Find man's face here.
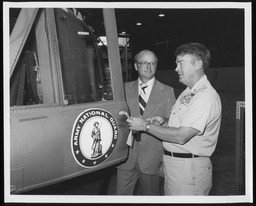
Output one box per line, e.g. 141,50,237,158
175,54,198,87
134,52,157,82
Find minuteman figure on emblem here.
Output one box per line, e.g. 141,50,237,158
91,121,103,158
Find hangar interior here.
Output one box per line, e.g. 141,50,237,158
10,7,247,196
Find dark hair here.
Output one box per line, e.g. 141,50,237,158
175,43,211,69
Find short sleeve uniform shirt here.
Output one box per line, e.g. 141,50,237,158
163,75,222,156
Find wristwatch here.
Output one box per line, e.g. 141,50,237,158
145,122,151,132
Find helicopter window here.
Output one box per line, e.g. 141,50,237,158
10,26,43,106
10,9,56,106
54,8,113,105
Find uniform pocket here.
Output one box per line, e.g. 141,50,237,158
176,104,188,114
191,158,212,195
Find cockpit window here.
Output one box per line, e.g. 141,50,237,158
10,8,113,107
10,9,56,106
54,8,113,104
10,15,44,106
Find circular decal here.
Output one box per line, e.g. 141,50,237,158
71,108,118,168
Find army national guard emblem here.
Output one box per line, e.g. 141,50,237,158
71,108,118,168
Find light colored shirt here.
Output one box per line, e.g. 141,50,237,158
164,75,222,156
138,77,155,102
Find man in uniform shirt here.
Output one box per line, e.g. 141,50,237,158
127,43,222,195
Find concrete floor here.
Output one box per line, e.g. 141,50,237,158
24,90,245,196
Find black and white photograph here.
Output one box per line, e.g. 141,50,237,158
4,1,253,204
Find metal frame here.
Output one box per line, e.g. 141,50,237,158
235,101,245,195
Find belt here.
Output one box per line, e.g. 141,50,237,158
133,133,141,142
164,150,199,158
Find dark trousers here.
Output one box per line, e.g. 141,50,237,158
116,164,160,195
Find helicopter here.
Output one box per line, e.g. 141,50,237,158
8,7,130,194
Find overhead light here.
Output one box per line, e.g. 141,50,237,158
136,22,142,26
158,13,165,17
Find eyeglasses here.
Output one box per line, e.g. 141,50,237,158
137,61,157,67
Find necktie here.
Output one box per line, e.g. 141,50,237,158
126,83,148,147
139,83,148,117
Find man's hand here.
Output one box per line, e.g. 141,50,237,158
126,117,148,131
146,116,166,125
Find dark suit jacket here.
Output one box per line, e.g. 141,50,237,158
118,79,176,175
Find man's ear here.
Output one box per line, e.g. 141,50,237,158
195,60,203,71
134,63,138,71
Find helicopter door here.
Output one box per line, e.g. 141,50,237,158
9,8,129,193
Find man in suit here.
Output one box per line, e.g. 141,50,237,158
116,50,176,195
